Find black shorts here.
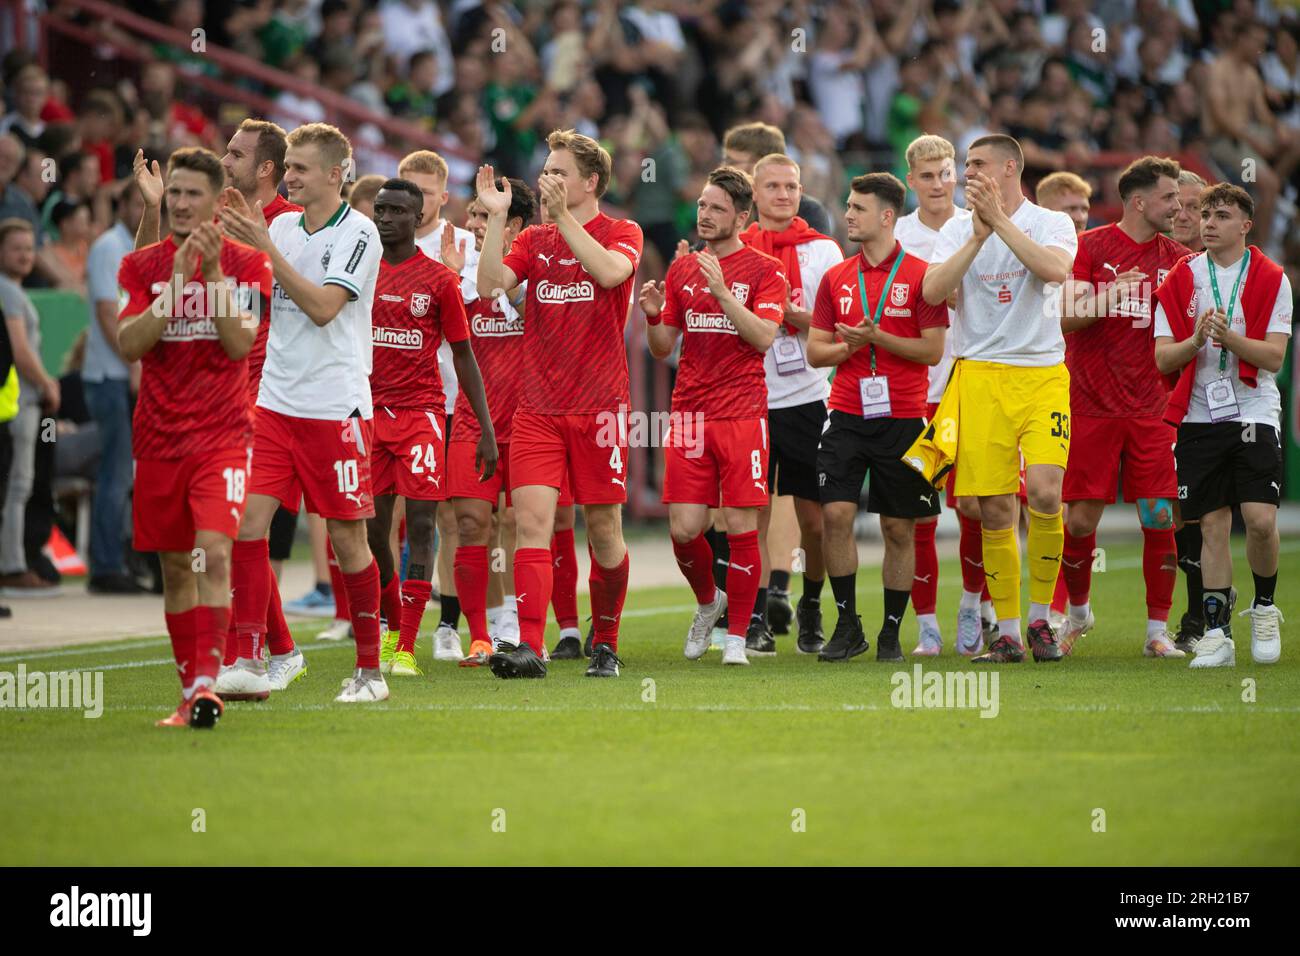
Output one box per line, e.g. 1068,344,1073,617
767,399,827,500
267,505,298,561
1175,421,1282,520
817,411,941,518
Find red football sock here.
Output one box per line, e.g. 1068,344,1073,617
193,604,228,684
1051,566,1068,615
223,611,238,666
513,547,553,654
266,570,294,655
398,578,431,653
1143,526,1177,622
725,531,761,638
550,528,579,630
164,608,199,694
380,571,402,635
589,545,629,651
343,559,381,669
1062,528,1095,605
672,532,718,604
958,513,986,593
327,538,350,621
454,545,490,646
911,520,939,614
232,538,271,661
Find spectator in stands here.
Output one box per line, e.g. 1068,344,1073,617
386,50,440,128
380,0,455,98
76,91,121,187
41,151,101,238
808,1,875,149
273,55,328,130
45,200,91,298
1036,170,1093,234
82,183,144,594
0,64,49,149
139,61,219,151
0,133,41,242
0,218,59,597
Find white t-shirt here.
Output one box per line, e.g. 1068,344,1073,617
259,203,383,420
416,219,480,413
764,236,842,409
895,207,971,403
930,199,1077,367
1152,254,1293,431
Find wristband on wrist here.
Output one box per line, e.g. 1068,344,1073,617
645,310,662,326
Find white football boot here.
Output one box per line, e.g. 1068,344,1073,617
955,606,985,657
685,589,726,660
912,618,942,656
432,623,465,661
267,649,308,689
317,618,353,642
721,634,750,665
335,669,389,702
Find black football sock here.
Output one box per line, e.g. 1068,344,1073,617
439,595,461,629
802,575,824,604
769,569,790,593
830,573,856,622
751,587,768,624
705,528,730,592
1175,524,1204,622
1253,572,1277,607
882,587,911,635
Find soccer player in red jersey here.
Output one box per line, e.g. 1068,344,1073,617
450,177,534,665
475,129,644,679
219,122,389,703
1058,156,1191,657
640,167,786,665
807,173,948,662
366,178,496,677
116,147,272,728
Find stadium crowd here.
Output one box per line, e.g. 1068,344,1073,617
0,1,1295,704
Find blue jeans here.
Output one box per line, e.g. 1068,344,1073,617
83,378,133,577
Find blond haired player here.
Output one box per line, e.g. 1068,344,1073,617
922,134,1078,664
1036,171,1093,234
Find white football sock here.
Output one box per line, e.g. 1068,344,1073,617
1068,601,1091,623
960,590,981,611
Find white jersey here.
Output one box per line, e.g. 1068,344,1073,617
895,207,971,403
259,203,382,420
416,219,480,414
1153,255,1293,431
764,236,842,409
930,199,1077,368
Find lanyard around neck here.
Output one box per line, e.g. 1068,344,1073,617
1208,250,1249,374
856,248,904,375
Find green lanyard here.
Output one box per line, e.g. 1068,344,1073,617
1208,250,1249,374
856,248,905,375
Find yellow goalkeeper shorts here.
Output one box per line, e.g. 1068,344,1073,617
952,360,1071,497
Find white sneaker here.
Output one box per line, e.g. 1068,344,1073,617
955,607,985,657
912,619,942,656
1241,603,1283,664
267,649,307,689
1058,610,1095,655
685,589,726,660
710,625,726,649
433,623,464,661
1189,628,1235,668
317,618,353,642
334,669,389,703
721,635,749,665
1143,632,1186,658
213,658,272,700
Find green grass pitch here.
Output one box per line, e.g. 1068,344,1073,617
3,536,1298,866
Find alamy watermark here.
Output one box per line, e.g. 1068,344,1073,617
890,664,999,719
0,664,103,718
595,403,705,459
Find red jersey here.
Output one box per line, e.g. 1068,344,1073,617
812,242,947,419
246,192,303,398
501,212,643,414
452,290,525,443
1068,222,1190,417
661,246,785,418
118,235,273,460
370,248,469,411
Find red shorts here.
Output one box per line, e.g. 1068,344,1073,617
663,416,769,509
134,446,251,552
251,407,375,519
372,406,448,501
449,439,509,506
1063,413,1176,503
510,407,627,506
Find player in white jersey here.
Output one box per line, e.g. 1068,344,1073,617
921,134,1078,664
398,149,480,649
220,122,389,703
737,152,842,657
892,134,993,659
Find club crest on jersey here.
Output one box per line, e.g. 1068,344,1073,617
1157,268,1169,286
730,282,750,304
321,247,331,270
890,283,908,306
410,292,431,317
